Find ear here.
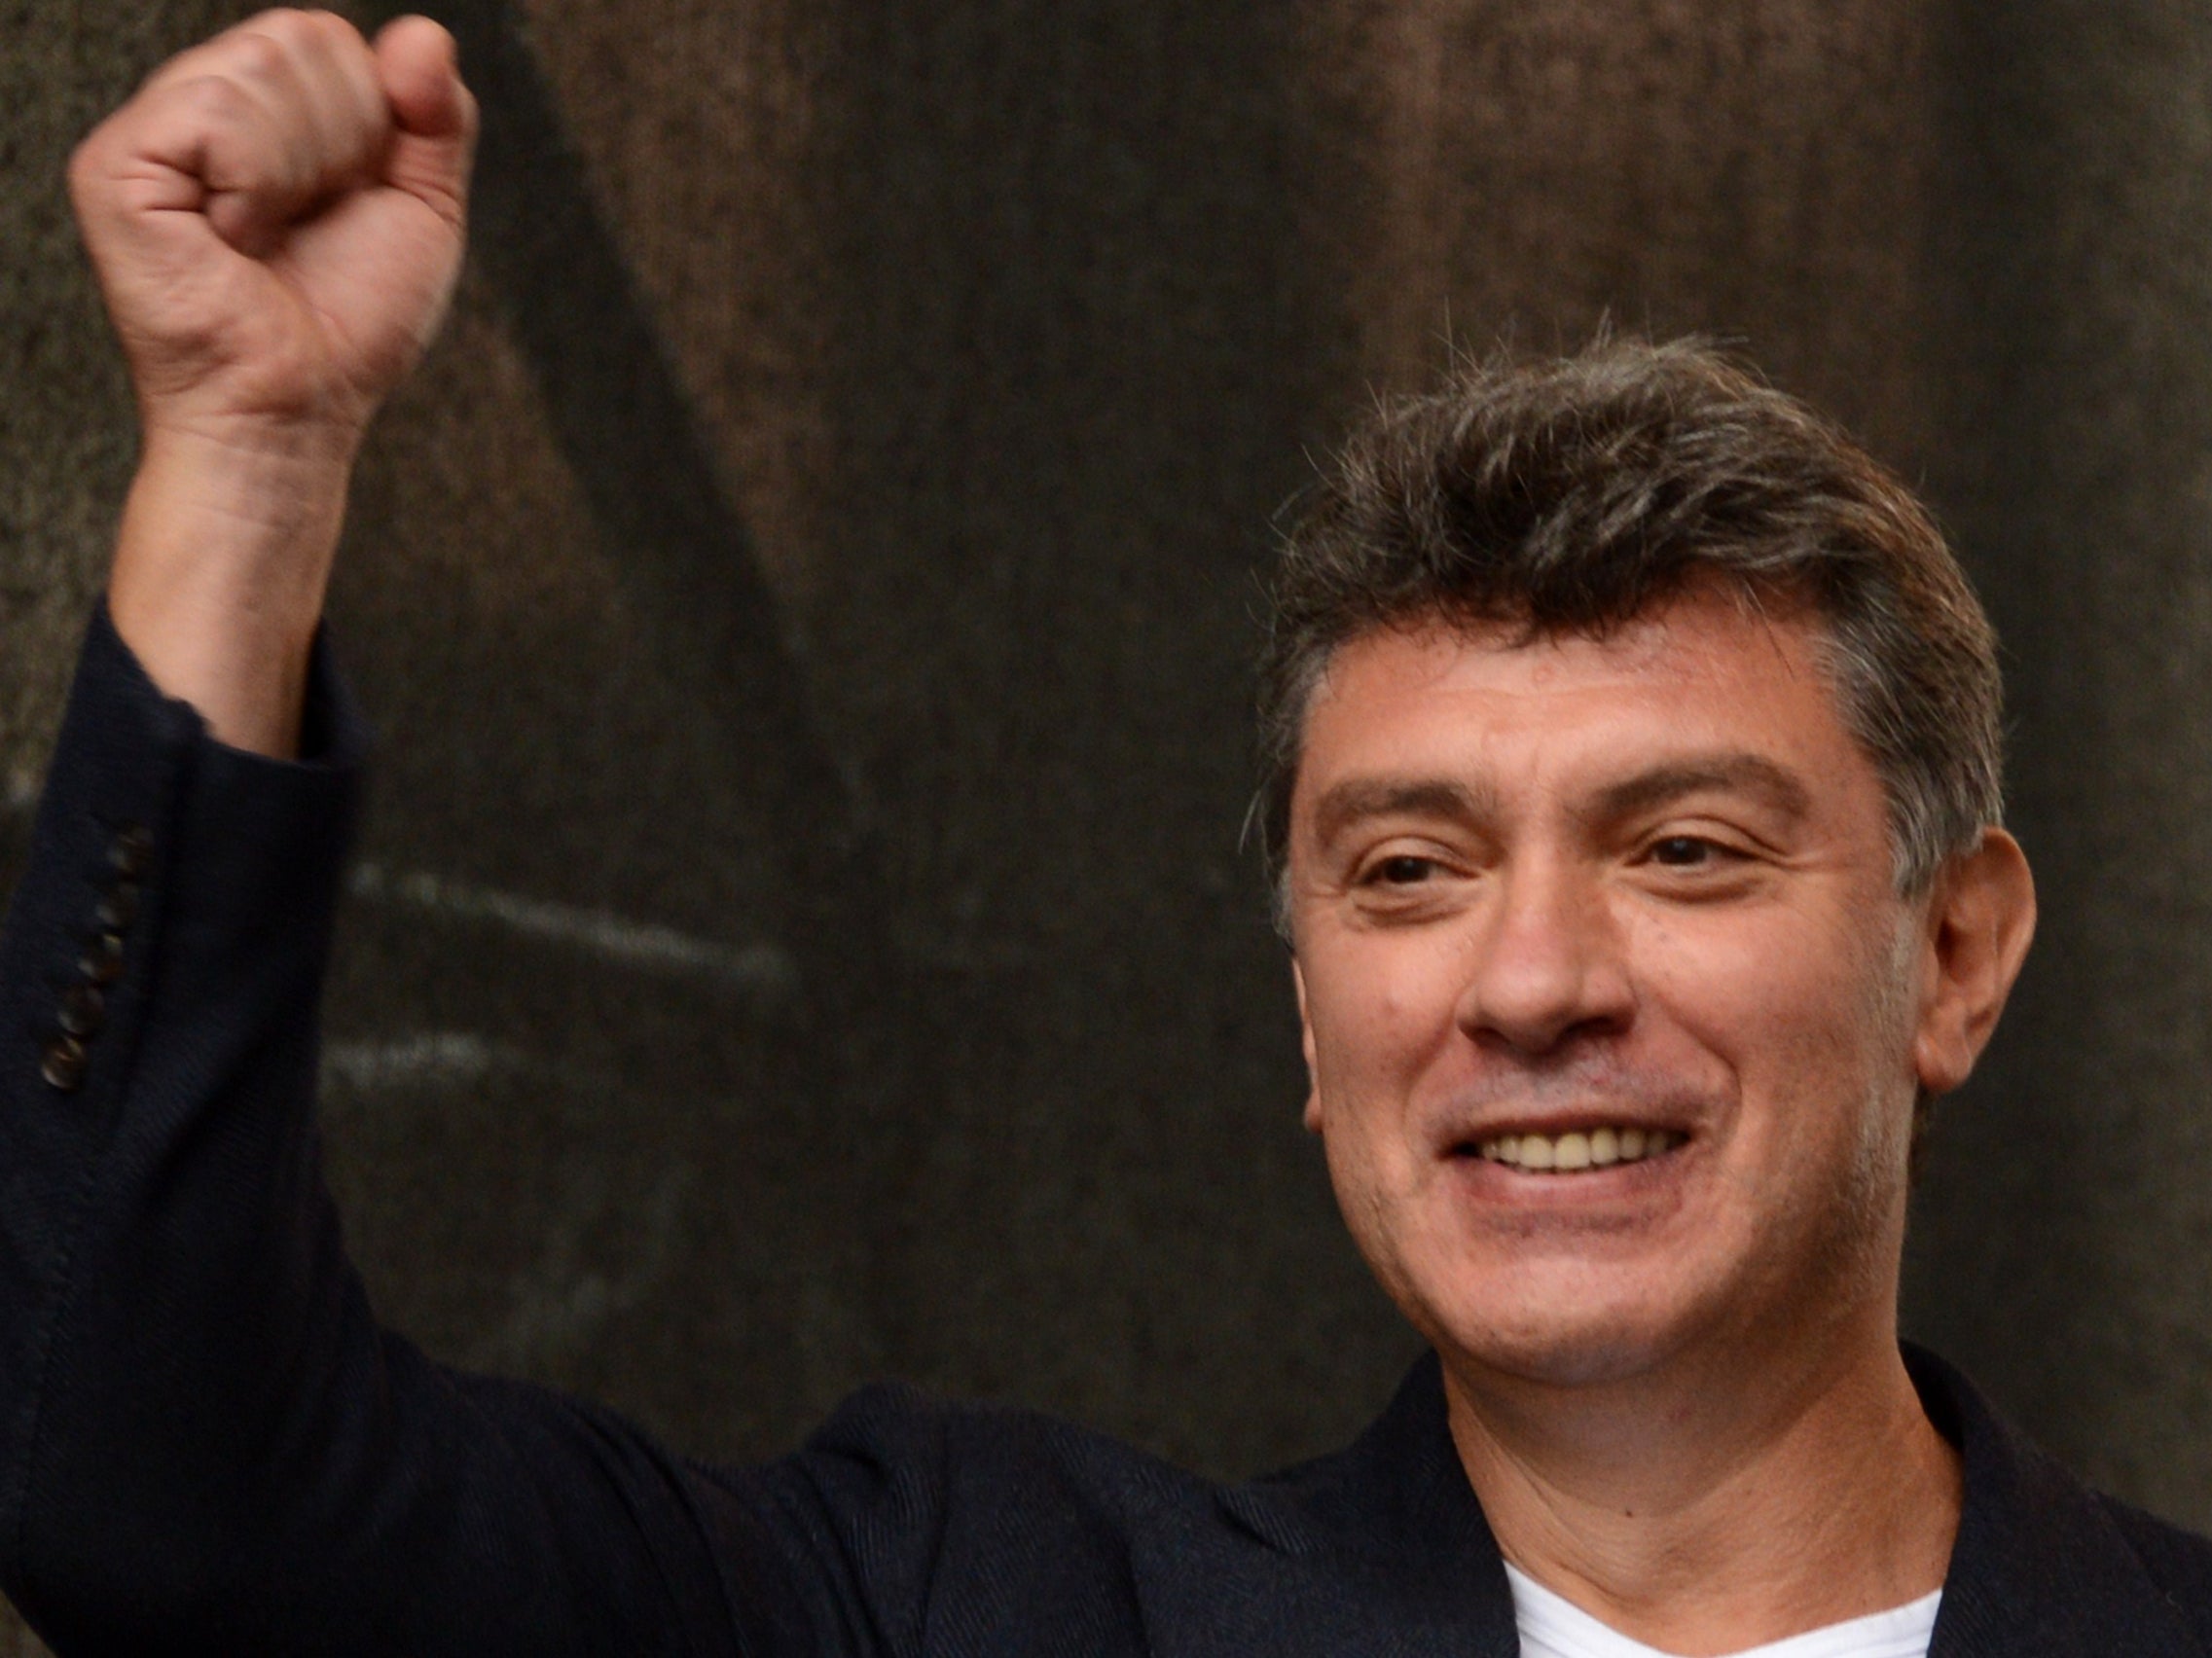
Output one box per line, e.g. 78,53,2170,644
1292,958,1324,1134
1913,828,2038,1097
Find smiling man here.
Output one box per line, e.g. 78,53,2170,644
1253,363,2044,1653
3,12,2211,1658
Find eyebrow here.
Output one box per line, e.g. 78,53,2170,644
1308,776,1499,851
1305,753,1814,851
1584,753,1814,827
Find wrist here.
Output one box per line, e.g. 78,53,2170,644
134,412,364,501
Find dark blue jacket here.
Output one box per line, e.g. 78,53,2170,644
2,611,2209,1656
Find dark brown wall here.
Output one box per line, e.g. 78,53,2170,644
1901,0,2212,1525
3,0,2210,1647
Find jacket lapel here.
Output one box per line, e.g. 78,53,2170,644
1224,1352,1521,1658
1909,1345,2199,1658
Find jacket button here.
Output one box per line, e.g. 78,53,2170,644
96,882,140,933
79,933,127,986
59,984,105,1039
41,1036,88,1093
108,825,154,880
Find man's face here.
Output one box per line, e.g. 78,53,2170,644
1286,587,1932,1389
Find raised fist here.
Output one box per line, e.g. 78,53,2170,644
70,9,476,451
71,11,476,756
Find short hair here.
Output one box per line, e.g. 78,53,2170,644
1254,338,2004,924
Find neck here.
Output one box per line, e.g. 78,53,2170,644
1443,1306,1960,1656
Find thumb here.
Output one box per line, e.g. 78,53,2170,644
374,15,477,226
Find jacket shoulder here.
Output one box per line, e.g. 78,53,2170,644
784,1378,1212,1521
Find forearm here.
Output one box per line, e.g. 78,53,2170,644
108,425,356,759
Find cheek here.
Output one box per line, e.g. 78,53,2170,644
1303,930,1469,1101
1631,905,1798,1044
1634,901,1913,1149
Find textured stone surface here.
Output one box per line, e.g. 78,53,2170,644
3,0,2209,1646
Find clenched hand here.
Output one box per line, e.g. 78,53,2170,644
71,10,476,756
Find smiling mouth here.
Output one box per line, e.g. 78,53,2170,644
1469,1127,1686,1173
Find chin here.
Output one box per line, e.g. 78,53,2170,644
1404,1264,1709,1391
1450,1319,1684,1389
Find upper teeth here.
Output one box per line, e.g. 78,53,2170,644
1476,1127,1682,1171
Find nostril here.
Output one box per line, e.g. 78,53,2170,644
1465,1008,1632,1062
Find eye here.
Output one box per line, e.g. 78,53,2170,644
1649,836,1715,868
1637,832,1762,887
1370,854,1438,885
1343,844,1472,920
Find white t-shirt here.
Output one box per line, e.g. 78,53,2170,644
1506,1563,1940,1658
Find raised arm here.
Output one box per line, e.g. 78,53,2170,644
0,18,772,1654
1,17,1056,1651
71,7,473,754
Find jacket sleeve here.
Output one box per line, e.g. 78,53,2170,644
0,609,760,1656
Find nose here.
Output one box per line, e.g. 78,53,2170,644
1454,855,1634,1056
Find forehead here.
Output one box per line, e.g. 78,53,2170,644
1290,590,1878,823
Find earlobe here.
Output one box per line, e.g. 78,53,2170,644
1912,829,2038,1097
1293,959,1324,1134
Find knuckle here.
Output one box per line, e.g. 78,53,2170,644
226,30,288,82
306,9,360,43
252,7,357,57
242,6,313,35
179,73,257,128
